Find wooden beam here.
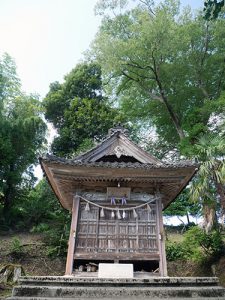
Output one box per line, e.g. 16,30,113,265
157,198,168,276
65,195,80,275
74,252,160,260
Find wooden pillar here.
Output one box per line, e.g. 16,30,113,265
65,195,80,275
156,198,168,277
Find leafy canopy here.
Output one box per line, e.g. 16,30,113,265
91,0,225,229
189,134,225,231
43,62,126,156
91,0,225,153
0,53,47,217
204,0,225,20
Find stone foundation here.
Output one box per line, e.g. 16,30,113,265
8,276,225,299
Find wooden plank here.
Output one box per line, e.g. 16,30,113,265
65,195,80,275
74,252,160,260
156,198,168,276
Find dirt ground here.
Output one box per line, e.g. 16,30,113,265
0,232,65,299
0,232,66,276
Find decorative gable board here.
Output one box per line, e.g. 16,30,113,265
75,132,162,165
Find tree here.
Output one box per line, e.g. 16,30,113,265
91,0,225,150
189,134,225,232
204,0,225,20
0,54,47,217
91,0,225,230
164,189,200,226
43,62,126,156
17,178,59,227
15,178,71,256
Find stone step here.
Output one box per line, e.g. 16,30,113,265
17,276,220,287
11,285,225,298
8,276,225,299
8,297,225,300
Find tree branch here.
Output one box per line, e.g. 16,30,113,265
121,70,163,102
197,24,211,99
125,59,155,73
138,0,156,16
151,51,185,140
216,62,225,98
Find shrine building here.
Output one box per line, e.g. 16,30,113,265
40,125,198,277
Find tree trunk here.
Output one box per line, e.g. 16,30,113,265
160,93,185,140
3,183,13,218
216,182,225,226
186,212,190,225
153,63,186,140
203,204,217,233
3,164,15,218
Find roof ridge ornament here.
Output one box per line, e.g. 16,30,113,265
108,123,129,136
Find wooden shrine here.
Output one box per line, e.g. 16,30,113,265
40,125,198,277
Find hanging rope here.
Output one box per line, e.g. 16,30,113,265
77,195,160,212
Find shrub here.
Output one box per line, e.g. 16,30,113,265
166,242,186,261
9,238,24,258
30,223,50,233
166,226,225,263
183,226,224,259
41,215,70,258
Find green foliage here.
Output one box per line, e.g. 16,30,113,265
0,177,69,258
41,214,70,258
92,0,225,149
18,179,60,228
44,220,70,258
184,226,224,258
31,223,50,233
24,179,71,257
204,0,225,20
164,189,200,224
43,62,126,156
9,238,23,258
188,134,225,231
166,241,186,261
166,226,224,262
0,53,47,218
92,0,225,230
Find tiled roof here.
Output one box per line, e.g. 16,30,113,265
42,154,198,169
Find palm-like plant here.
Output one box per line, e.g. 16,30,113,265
190,135,225,232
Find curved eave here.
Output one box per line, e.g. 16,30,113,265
40,157,198,211
39,158,69,210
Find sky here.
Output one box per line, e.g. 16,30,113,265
0,0,102,98
1,0,203,99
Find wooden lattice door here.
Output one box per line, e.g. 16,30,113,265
75,202,159,260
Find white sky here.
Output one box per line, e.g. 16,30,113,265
0,0,101,98
0,0,203,98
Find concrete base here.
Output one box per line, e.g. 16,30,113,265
98,263,133,278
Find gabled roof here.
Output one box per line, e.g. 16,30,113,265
74,125,162,165
40,126,198,211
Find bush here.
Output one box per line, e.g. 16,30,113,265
30,223,50,233
166,242,186,261
183,226,224,259
44,225,69,258
166,226,225,263
9,238,24,258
